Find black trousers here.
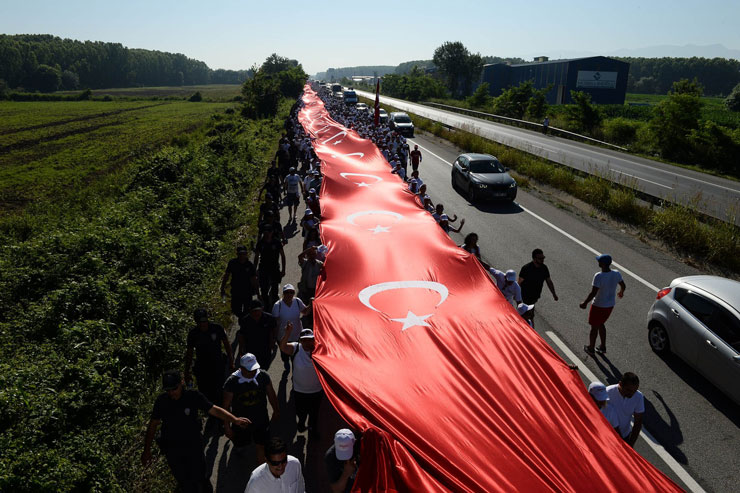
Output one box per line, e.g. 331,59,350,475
258,269,281,308
230,290,253,318
164,444,212,493
194,366,225,407
294,390,323,430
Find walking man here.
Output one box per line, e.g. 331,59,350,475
580,254,626,355
284,167,303,221
142,370,250,493
280,327,324,438
220,246,259,319
410,144,422,173
237,300,278,370
222,353,280,465
184,308,233,407
606,373,644,447
254,226,286,308
246,437,305,493
518,248,558,305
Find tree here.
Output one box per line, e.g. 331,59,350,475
649,80,702,161
432,41,483,98
261,53,298,74
29,64,61,92
726,83,740,111
565,91,602,132
467,82,491,108
60,70,79,90
492,81,535,119
526,86,551,119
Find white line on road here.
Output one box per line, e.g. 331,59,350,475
614,170,673,190
546,331,706,493
414,140,661,293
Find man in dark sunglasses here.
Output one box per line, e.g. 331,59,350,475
246,437,305,492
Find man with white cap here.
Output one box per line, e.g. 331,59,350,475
488,268,522,307
588,381,619,432
272,284,311,372
222,353,280,464
279,326,324,438
517,303,535,327
580,254,626,356
283,167,302,221
325,429,358,493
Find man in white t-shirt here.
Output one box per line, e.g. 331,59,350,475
588,381,619,433
279,328,323,438
246,437,305,493
580,254,626,355
272,284,311,372
283,167,303,221
606,372,644,447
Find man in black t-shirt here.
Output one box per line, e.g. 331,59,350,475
237,300,278,370
184,308,234,406
254,227,286,308
142,370,249,493
518,248,559,305
220,246,260,318
223,353,280,465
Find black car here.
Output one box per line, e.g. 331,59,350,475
451,153,517,203
389,112,414,137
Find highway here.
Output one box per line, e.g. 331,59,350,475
355,90,740,226
405,130,739,492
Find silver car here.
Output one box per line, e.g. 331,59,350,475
647,275,740,404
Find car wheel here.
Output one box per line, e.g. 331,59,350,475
648,322,670,354
468,185,477,204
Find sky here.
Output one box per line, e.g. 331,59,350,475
2,0,739,75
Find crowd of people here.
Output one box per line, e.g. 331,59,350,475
140,87,642,492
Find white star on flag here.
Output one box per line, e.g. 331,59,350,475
391,311,432,331
368,225,391,234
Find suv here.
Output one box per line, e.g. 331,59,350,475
389,112,414,137
647,275,740,404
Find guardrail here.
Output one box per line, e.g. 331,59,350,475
421,102,628,152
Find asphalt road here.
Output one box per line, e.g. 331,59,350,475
355,90,740,226
203,130,738,492
406,130,740,492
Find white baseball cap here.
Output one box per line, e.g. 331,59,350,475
588,382,609,402
516,303,534,315
334,429,355,460
240,353,260,371
283,283,296,293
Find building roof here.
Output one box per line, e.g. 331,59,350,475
483,56,629,69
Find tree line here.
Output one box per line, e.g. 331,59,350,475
617,57,739,96
0,34,251,92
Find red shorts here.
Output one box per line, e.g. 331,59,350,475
588,305,614,326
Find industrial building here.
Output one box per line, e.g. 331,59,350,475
481,56,630,105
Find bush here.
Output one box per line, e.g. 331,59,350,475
726,83,740,111
603,118,641,146
188,91,203,102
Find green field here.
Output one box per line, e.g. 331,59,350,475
56,84,243,101
0,100,233,208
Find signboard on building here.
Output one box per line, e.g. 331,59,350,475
576,71,618,89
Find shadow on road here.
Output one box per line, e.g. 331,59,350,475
653,352,740,428
474,200,524,215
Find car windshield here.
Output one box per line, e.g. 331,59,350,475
469,159,505,173
394,115,411,123
344,91,356,97
379,109,387,115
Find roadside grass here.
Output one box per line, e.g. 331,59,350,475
0,100,234,209
55,84,244,102
0,98,291,491
361,95,740,273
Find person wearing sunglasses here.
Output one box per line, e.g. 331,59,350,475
246,437,305,492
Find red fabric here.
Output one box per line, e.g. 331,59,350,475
589,305,615,326
298,87,682,492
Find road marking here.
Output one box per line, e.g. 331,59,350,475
383,92,740,196
614,170,673,190
546,331,706,493
415,140,661,293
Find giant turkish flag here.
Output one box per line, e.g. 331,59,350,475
298,86,681,492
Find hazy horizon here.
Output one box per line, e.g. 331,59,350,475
3,0,739,75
